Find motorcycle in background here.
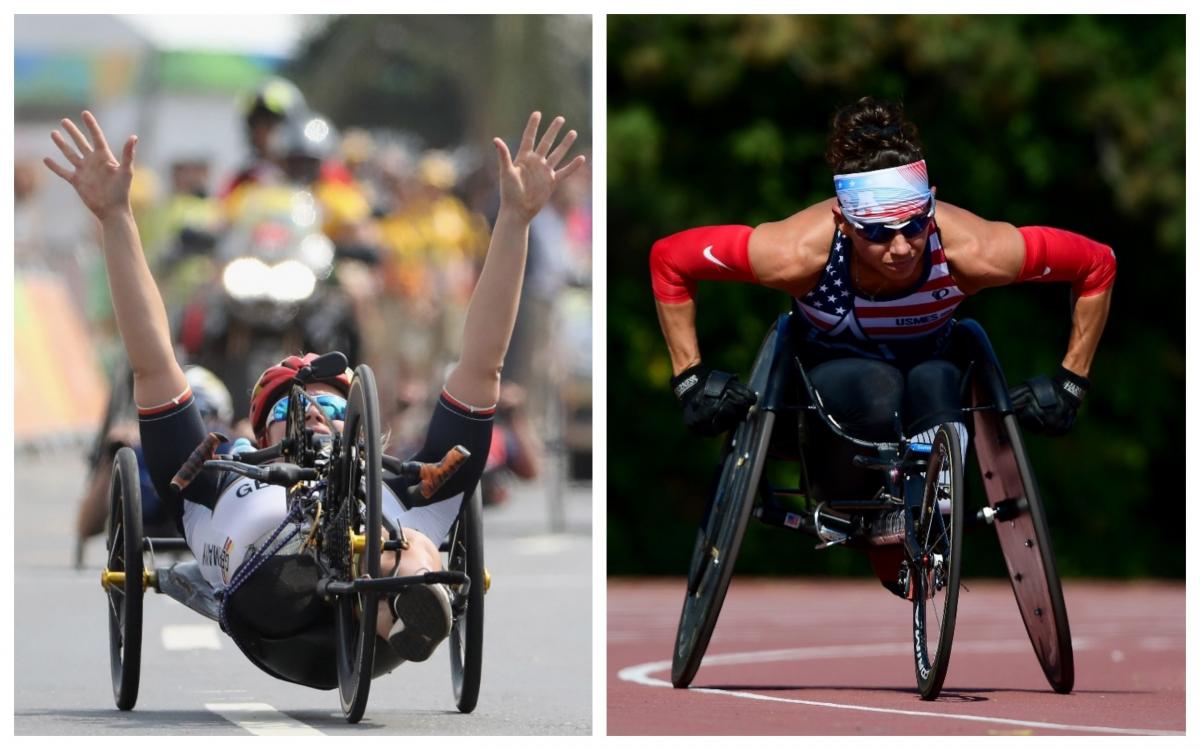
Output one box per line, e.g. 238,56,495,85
177,185,362,419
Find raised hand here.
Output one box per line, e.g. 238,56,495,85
43,111,138,222
493,111,586,222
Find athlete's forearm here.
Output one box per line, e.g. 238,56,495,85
444,205,529,407
655,299,702,377
1061,288,1112,378
99,209,187,405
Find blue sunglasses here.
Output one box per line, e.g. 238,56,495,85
268,392,348,425
848,198,936,243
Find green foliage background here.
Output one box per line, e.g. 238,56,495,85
608,15,1184,579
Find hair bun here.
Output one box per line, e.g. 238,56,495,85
826,97,924,174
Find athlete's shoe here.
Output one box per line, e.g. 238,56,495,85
388,582,453,662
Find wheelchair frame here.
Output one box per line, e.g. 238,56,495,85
670,312,1074,696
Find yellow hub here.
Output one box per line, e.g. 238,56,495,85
101,568,155,591
483,567,491,593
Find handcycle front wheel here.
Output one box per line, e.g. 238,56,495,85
671,406,776,689
105,446,144,711
334,364,383,723
448,487,485,713
911,423,965,700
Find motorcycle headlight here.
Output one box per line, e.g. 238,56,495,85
298,233,335,277
267,260,317,303
290,190,319,229
222,257,271,300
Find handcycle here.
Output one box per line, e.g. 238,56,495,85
671,312,1073,700
101,353,487,722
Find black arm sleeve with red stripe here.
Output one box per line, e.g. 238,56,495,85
139,396,223,526
384,392,494,503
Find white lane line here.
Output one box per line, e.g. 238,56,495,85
617,640,1183,736
514,534,573,555
204,702,324,735
162,624,222,651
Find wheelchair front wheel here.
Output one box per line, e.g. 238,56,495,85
334,365,383,723
911,423,965,700
105,446,144,711
448,487,485,713
671,406,775,688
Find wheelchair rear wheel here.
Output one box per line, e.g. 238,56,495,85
105,446,143,711
972,403,1073,694
912,424,964,700
671,406,776,688
448,487,485,713
334,365,383,723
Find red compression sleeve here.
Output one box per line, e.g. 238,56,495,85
1017,226,1116,298
649,225,758,303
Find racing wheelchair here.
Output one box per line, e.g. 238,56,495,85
672,313,1073,700
101,353,487,722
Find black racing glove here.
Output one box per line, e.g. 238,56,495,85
671,363,758,437
1009,366,1090,437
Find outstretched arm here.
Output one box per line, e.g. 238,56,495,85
44,112,187,409
443,111,585,409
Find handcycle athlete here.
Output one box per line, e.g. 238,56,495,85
650,97,1114,695
45,108,583,708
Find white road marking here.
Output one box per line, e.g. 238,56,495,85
514,534,572,555
617,639,1183,736
162,624,222,651
204,702,324,735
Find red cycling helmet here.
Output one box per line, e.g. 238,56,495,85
249,352,352,445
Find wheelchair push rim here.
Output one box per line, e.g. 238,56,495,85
671,407,775,689
972,402,1074,694
105,446,144,711
448,486,485,713
910,424,964,700
333,365,383,723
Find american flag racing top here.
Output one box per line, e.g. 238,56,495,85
794,225,965,361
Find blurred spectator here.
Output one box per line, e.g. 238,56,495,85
371,148,489,390
154,157,223,313
15,159,45,267
219,77,306,199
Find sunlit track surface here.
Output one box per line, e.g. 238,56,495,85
609,579,1184,735
16,452,592,735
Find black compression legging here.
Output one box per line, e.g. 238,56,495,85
805,358,963,501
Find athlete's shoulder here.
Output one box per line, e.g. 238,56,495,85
934,200,1024,293
749,197,837,294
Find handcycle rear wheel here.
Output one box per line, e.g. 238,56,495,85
671,406,775,688
911,424,964,700
972,401,1073,693
448,487,485,713
334,365,383,723
105,446,144,711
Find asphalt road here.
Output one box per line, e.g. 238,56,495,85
15,448,593,735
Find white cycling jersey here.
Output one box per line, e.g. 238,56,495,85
183,476,463,590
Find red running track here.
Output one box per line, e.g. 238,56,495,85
608,578,1184,735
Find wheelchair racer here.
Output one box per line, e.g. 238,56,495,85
46,109,584,661
650,97,1114,588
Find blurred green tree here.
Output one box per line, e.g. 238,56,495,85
608,15,1183,579
285,15,591,149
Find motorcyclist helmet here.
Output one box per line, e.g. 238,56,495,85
241,77,307,129
249,353,352,445
272,112,340,183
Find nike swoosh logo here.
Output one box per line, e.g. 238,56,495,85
703,245,732,271
1041,267,1052,277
